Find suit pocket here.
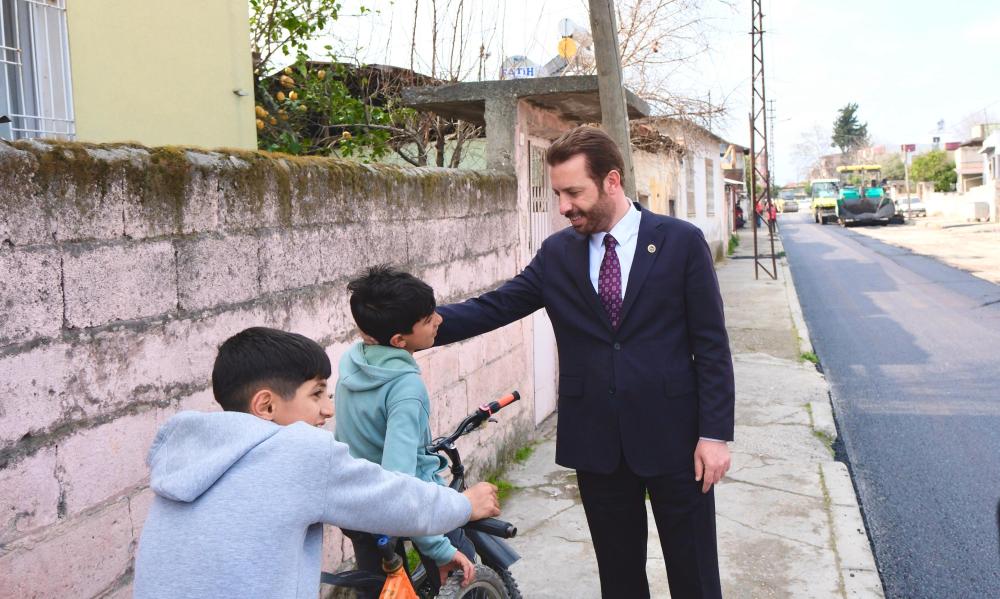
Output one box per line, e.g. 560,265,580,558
559,375,584,397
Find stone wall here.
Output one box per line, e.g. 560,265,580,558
0,140,531,597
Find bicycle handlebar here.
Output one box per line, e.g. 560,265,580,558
481,391,520,415
465,517,517,539
427,391,520,453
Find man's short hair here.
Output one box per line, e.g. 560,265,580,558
347,265,436,346
211,327,331,412
546,126,626,190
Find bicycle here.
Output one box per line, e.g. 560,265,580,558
321,391,524,599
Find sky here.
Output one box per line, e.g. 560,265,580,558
322,0,1000,184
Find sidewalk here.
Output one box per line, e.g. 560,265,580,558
502,228,884,598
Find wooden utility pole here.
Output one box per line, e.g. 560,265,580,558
588,0,637,199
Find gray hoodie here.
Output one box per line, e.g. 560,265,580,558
133,410,471,599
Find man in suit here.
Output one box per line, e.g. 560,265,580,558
434,126,735,598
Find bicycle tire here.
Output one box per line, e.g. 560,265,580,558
435,564,508,599
490,567,521,599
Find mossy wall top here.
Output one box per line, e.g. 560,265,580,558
0,140,517,248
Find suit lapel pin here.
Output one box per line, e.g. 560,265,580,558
647,244,656,254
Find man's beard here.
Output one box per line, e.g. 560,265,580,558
566,191,615,235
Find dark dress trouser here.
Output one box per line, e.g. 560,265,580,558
576,455,723,599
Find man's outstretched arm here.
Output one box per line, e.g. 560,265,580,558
435,245,547,346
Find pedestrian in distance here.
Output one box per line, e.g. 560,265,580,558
433,126,735,598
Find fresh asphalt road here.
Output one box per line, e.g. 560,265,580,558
778,212,1000,598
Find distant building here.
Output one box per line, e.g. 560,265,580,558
980,131,1000,218
954,124,1000,193
0,0,255,149
630,118,744,257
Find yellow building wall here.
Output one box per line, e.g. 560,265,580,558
66,0,255,149
633,149,681,217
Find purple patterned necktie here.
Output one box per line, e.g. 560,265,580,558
599,234,623,328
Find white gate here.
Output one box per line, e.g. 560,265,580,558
528,140,557,424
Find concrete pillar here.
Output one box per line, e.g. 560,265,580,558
485,96,518,172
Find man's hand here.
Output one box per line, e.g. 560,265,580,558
462,482,500,520
694,439,731,493
438,550,476,586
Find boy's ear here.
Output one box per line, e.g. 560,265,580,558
388,333,407,349
248,388,278,420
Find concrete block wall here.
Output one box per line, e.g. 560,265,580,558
0,140,531,597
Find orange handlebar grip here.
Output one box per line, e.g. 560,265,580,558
498,391,520,408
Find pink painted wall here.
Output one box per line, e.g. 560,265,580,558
0,141,532,597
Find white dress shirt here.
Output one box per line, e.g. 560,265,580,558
589,202,641,296
589,201,725,445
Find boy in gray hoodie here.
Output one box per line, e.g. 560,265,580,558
133,327,499,599
335,266,475,596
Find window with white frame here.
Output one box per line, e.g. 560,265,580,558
1,0,74,140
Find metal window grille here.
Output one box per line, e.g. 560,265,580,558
528,141,552,254
1,0,74,141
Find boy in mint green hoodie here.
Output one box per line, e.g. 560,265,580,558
335,265,475,596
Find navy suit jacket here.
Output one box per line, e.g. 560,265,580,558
436,204,735,476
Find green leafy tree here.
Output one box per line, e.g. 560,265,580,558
249,1,392,158
249,0,343,75
910,150,957,192
249,1,480,165
253,60,398,159
831,103,870,155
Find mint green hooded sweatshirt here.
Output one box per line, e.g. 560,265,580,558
334,342,455,565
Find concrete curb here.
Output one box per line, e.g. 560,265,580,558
809,398,838,444
777,241,814,357
821,462,885,597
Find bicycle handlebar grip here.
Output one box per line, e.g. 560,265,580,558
497,391,520,408
478,391,521,417
465,517,517,538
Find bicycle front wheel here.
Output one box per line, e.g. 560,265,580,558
435,565,508,599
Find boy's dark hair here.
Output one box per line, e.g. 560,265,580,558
546,125,626,190
211,327,332,412
347,265,436,346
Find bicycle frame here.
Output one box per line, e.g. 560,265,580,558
321,391,523,595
